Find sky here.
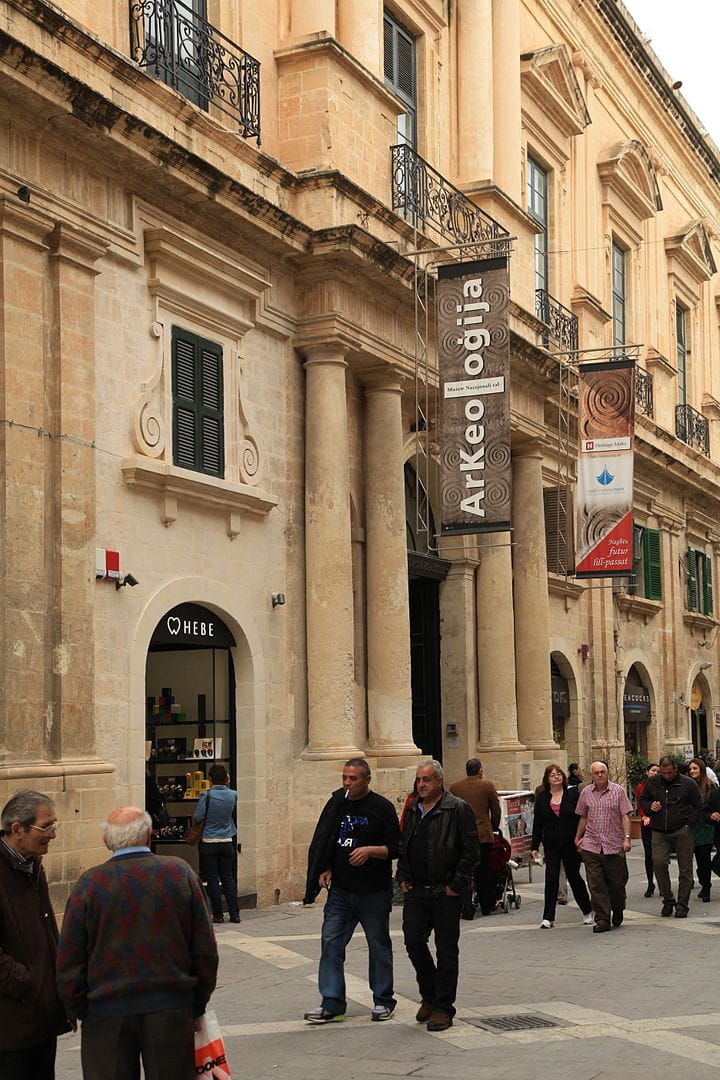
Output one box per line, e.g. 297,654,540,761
623,0,720,144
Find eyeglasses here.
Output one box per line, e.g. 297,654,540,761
29,821,60,834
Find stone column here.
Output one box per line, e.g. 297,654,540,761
291,0,336,38
456,0,494,184
512,449,556,752
476,533,523,752
337,0,381,77
47,223,108,761
491,0,521,202
303,348,360,759
364,379,418,759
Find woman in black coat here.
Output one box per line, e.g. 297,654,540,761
531,764,593,929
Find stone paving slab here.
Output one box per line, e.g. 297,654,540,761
56,852,720,1078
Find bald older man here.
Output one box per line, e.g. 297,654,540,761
575,762,633,934
57,806,218,1080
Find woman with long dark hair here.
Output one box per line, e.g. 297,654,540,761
688,757,716,902
531,764,593,929
635,763,659,897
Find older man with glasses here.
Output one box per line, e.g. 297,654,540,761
0,788,71,1080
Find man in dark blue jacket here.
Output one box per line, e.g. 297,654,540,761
303,758,400,1024
397,760,479,1032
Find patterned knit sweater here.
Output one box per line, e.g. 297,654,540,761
57,851,218,1019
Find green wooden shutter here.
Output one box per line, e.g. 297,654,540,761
687,546,698,611
543,487,572,576
172,327,224,478
643,528,662,600
703,553,713,616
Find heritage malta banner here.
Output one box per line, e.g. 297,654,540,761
574,360,635,577
437,257,511,534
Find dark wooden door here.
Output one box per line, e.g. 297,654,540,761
409,578,442,761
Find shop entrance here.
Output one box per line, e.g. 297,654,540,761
623,665,650,757
145,603,236,881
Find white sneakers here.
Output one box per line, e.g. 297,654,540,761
540,919,553,929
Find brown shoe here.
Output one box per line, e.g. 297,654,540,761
415,1001,433,1023
427,1011,453,1032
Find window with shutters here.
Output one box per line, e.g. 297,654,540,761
611,240,626,350
628,525,662,600
543,487,573,576
383,10,417,150
172,326,224,478
686,546,713,615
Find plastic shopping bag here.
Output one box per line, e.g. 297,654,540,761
194,1009,232,1079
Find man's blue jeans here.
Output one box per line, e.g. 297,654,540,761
318,885,395,1014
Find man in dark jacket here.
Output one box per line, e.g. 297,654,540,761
638,754,702,918
303,758,401,1024
0,789,70,1080
397,760,479,1033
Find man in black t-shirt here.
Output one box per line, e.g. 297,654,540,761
304,758,401,1025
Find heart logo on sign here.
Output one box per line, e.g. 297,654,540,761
167,617,181,636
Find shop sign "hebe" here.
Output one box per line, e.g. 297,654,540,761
150,604,236,648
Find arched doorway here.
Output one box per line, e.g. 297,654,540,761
623,665,650,756
405,462,448,761
145,603,237,892
550,657,569,748
690,677,709,755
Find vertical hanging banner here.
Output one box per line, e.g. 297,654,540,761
575,360,635,577
437,257,511,534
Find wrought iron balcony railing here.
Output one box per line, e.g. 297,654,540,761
675,402,710,456
130,0,261,141
391,144,510,252
535,289,578,353
635,366,653,417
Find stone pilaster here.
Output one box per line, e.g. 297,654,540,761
0,199,54,763
492,0,521,203
337,0,381,77
47,223,108,760
512,449,556,753
302,348,360,759
457,0,494,184
364,380,418,760
291,0,335,38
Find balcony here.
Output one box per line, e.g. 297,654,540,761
675,402,709,456
635,366,653,418
391,145,509,252
129,0,261,141
535,289,578,353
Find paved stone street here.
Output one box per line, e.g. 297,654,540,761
56,851,720,1079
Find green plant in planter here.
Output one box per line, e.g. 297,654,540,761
625,752,651,792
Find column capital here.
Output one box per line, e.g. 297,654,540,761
302,344,349,369
47,222,109,273
0,196,54,250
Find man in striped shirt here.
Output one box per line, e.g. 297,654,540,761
575,761,633,934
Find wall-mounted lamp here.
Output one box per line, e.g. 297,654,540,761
16,185,30,204
271,592,286,608
116,573,139,590
578,643,590,662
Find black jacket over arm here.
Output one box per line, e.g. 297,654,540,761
531,787,579,851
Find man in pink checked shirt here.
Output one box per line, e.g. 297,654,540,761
575,761,633,934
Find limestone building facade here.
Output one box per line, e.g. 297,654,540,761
1,0,719,906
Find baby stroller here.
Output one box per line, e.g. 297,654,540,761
490,830,521,912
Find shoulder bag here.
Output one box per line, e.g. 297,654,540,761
185,792,211,846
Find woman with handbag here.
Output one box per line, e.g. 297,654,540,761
531,764,594,929
193,765,241,924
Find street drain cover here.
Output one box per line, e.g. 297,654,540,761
467,1014,560,1032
